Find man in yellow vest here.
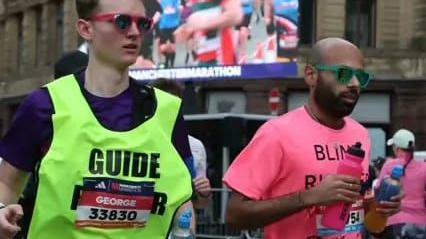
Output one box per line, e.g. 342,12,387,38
0,0,194,238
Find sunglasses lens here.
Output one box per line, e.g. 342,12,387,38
355,71,371,87
138,18,152,32
115,15,132,31
337,67,353,84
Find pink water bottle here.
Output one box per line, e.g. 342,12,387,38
321,142,365,231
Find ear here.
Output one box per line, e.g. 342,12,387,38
304,65,317,88
76,19,93,42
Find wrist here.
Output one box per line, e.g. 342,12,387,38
198,191,211,198
300,189,317,207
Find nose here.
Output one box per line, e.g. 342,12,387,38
127,20,141,37
347,74,361,89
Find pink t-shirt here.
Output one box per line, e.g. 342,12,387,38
223,107,371,239
379,157,426,226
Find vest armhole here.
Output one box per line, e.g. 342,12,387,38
42,87,56,115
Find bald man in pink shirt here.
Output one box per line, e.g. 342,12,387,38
223,38,403,239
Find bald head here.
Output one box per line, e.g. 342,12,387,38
308,38,364,68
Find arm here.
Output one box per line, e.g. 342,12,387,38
191,138,211,209
263,0,273,25
0,161,30,205
172,110,196,179
226,174,362,229
226,191,308,229
0,89,52,238
152,11,161,24
0,161,29,237
189,0,243,31
0,90,51,204
192,177,211,209
175,0,243,41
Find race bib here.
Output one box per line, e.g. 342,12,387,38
75,178,155,229
316,201,365,238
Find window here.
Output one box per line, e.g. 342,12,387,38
299,0,316,45
0,20,5,75
17,13,23,74
367,127,386,159
207,91,246,114
345,0,376,48
35,5,43,67
56,0,64,59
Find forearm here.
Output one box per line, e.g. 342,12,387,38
263,0,273,21
193,195,210,209
226,191,313,229
193,0,243,31
0,161,29,204
0,181,21,205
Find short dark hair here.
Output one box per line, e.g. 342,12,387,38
151,78,184,98
76,0,100,20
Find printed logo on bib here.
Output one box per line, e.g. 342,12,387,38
75,178,154,229
316,200,365,238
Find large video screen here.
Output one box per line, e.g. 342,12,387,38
130,0,300,81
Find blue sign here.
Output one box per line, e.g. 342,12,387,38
129,62,298,81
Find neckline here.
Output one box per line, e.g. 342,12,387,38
303,105,347,132
73,73,157,134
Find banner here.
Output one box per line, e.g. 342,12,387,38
130,62,297,81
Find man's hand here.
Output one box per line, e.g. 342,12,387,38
303,175,362,206
194,176,211,197
0,204,23,239
375,192,404,217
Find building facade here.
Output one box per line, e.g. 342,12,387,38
0,0,425,152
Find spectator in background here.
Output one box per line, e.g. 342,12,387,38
151,78,212,208
377,129,426,239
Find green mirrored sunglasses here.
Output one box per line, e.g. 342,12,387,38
314,65,373,88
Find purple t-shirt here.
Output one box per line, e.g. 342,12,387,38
0,73,194,176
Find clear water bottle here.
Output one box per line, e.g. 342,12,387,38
171,210,194,239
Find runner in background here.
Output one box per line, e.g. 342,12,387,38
264,0,298,61
235,0,256,63
376,129,426,239
158,0,182,68
174,0,243,66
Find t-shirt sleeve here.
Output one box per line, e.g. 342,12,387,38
223,122,284,200
172,108,196,179
0,89,53,172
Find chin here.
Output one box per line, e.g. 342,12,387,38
121,57,139,67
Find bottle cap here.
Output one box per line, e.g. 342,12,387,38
347,142,365,158
391,165,404,180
